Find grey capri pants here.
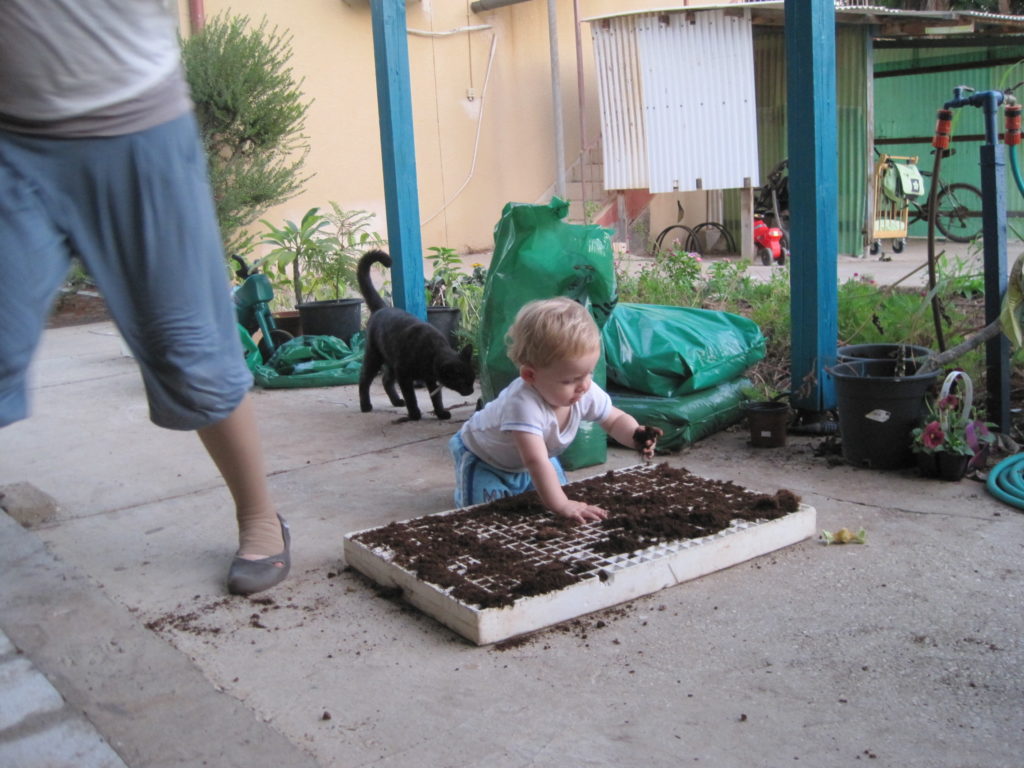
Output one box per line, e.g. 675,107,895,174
0,112,253,430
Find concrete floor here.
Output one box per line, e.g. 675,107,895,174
1,239,1023,767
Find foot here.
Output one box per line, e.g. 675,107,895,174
227,516,291,595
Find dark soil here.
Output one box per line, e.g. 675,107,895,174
352,463,801,610
47,291,111,328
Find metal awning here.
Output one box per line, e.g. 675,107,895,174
584,1,1024,41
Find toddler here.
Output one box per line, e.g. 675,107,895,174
450,297,661,522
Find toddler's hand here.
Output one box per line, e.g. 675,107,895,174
633,425,664,460
553,499,608,524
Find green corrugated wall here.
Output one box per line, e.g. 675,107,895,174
746,25,867,257
873,46,1024,241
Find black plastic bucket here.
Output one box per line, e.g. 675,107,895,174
296,298,363,343
828,359,940,469
427,306,461,349
837,343,932,365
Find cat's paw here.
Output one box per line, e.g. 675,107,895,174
436,410,452,420
360,403,373,413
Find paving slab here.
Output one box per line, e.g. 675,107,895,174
0,316,1022,767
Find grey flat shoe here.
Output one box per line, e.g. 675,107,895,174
227,516,291,595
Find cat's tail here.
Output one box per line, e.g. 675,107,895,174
356,249,392,313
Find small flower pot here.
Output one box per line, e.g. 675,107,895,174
743,401,789,448
916,451,969,481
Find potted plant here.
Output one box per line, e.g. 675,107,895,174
256,204,385,343
910,371,995,480
425,246,486,349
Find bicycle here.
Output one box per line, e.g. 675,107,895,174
870,148,982,255
905,168,983,243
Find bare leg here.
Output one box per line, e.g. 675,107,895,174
197,395,284,560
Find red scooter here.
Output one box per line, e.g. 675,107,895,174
754,214,788,266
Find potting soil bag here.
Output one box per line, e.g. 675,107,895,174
609,378,751,452
602,303,765,398
479,197,616,469
249,333,365,388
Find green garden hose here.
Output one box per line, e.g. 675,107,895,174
986,453,1024,510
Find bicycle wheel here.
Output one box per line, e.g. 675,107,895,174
934,183,983,243
687,222,736,257
653,224,696,256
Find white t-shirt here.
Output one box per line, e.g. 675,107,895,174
458,377,612,472
0,0,189,135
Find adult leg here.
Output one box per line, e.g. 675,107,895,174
4,119,287,593
197,395,284,559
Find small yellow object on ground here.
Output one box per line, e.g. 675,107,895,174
821,527,867,545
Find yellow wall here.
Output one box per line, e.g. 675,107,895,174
182,1,731,257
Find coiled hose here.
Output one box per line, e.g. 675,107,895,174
986,453,1024,510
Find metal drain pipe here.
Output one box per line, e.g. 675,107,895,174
470,0,530,13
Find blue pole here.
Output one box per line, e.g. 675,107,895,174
370,0,426,318
785,0,838,413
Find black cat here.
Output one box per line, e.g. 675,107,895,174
357,249,475,421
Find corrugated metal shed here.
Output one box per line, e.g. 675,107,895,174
585,1,1024,255
593,8,760,193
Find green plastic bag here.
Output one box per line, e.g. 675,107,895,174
479,198,616,469
609,378,752,452
249,333,365,389
602,303,765,398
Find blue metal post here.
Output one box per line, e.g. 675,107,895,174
370,0,426,318
785,0,838,413
943,88,1009,431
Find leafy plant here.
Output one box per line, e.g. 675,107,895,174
426,247,487,312
181,13,312,256
256,207,330,306
256,205,385,306
911,391,995,458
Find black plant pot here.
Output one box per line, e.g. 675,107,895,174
427,306,461,349
296,298,363,343
917,451,969,481
828,359,941,470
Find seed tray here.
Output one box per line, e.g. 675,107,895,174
343,464,816,645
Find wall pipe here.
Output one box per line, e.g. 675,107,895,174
548,0,566,200
189,0,205,33
470,0,531,13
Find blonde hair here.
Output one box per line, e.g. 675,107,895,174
506,297,600,369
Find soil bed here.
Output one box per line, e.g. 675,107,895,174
351,463,800,610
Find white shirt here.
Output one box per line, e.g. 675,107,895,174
0,0,188,134
459,377,612,472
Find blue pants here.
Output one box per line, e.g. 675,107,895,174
449,432,568,508
0,113,252,429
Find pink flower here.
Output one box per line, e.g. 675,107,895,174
938,395,959,411
921,421,945,449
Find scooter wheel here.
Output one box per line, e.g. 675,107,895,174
869,240,880,255
758,247,772,266
776,249,787,267
892,239,905,254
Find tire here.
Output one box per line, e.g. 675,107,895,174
260,328,293,360
758,247,772,266
870,240,880,255
892,239,905,254
687,222,736,256
653,224,696,257
934,183,983,243
776,248,787,267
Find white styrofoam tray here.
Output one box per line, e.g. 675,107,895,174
343,465,816,645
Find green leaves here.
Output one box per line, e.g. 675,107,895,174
181,13,312,255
